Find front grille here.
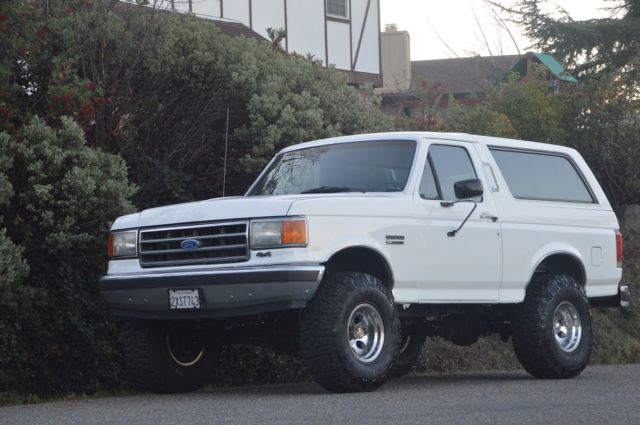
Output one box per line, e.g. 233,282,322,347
139,221,249,267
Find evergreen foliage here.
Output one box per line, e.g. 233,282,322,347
495,0,640,76
0,118,135,396
0,1,392,208
492,0,640,205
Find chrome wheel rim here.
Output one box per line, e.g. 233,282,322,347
166,333,205,367
553,301,582,353
347,303,385,363
399,335,412,354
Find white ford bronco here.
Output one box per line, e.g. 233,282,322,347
100,132,629,393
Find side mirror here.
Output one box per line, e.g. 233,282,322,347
454,179,483,199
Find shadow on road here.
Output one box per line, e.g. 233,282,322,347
196,369,532,397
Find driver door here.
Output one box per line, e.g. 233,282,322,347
412,141,502,302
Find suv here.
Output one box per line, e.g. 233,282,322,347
100,132,629,393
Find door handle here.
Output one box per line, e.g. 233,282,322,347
480,212,498,222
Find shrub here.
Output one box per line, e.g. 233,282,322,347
0,1,393,208
0,117,135,396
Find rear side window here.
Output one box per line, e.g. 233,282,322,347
489,148,595,203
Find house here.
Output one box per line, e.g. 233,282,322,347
121,0,382,86
378,25,577,115
410,52,578,99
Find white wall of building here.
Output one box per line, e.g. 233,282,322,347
191,0,220,17
251,0,286,41
327,21,351,70
287,0,327,64
222,0,250,27
353,0,380,74
129,0,381,83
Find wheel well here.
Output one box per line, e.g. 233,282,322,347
531,253,586,286
323,247,394,289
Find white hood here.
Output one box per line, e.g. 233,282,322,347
111,196,297,230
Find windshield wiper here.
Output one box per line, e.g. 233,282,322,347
301,186,366,194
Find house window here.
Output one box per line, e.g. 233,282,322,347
327,0,349,18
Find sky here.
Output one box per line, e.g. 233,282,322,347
380,0,612,60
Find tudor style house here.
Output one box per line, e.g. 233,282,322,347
123,0,382,86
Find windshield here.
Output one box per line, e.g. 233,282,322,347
247,139,417,196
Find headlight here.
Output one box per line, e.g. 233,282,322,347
107,230,138,258
250,218,307,249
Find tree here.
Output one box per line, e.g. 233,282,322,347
445,102,518,139
496,0,640,206
489,70,568,143
560,74,640,206
0,1,393,208
495,0,640,77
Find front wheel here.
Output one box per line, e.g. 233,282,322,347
121,320,218,393
512,273,592,379
300,272,400,393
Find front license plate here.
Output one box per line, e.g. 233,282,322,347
169,289,201,310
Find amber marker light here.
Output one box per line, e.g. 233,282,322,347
281,220,307,245
107,233,114,257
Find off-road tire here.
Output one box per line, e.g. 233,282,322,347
512,273,592,379
121,320,218,393
391,331,426,378
300,272,400,393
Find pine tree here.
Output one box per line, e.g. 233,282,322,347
495,0,640,76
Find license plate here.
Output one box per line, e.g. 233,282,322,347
169,289,201,310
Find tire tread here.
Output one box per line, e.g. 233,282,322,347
512,273,591,379
300,272,399,392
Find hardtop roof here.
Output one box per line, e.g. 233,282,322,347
278,132,578,157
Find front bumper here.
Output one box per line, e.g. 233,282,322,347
590,283,631,308
99,265,324,319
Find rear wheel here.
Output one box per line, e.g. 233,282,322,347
300,272,400,393
512,273,592,379
121,320,218,393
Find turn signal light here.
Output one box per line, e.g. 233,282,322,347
107,233,114,257
282,220,307,245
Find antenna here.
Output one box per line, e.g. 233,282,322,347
222,106,229,197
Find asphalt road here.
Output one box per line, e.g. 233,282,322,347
2,364,639,425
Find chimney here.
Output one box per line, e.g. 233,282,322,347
379,25,411,93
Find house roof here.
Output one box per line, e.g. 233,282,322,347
411,55,521,95
114,1,267,41
410,53,577,95
208,19,267,41
531,52,578,83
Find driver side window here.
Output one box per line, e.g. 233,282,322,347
420,144,479,201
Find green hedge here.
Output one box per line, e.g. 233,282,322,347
0,118,135,396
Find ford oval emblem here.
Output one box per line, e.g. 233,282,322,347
180,239,201,251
